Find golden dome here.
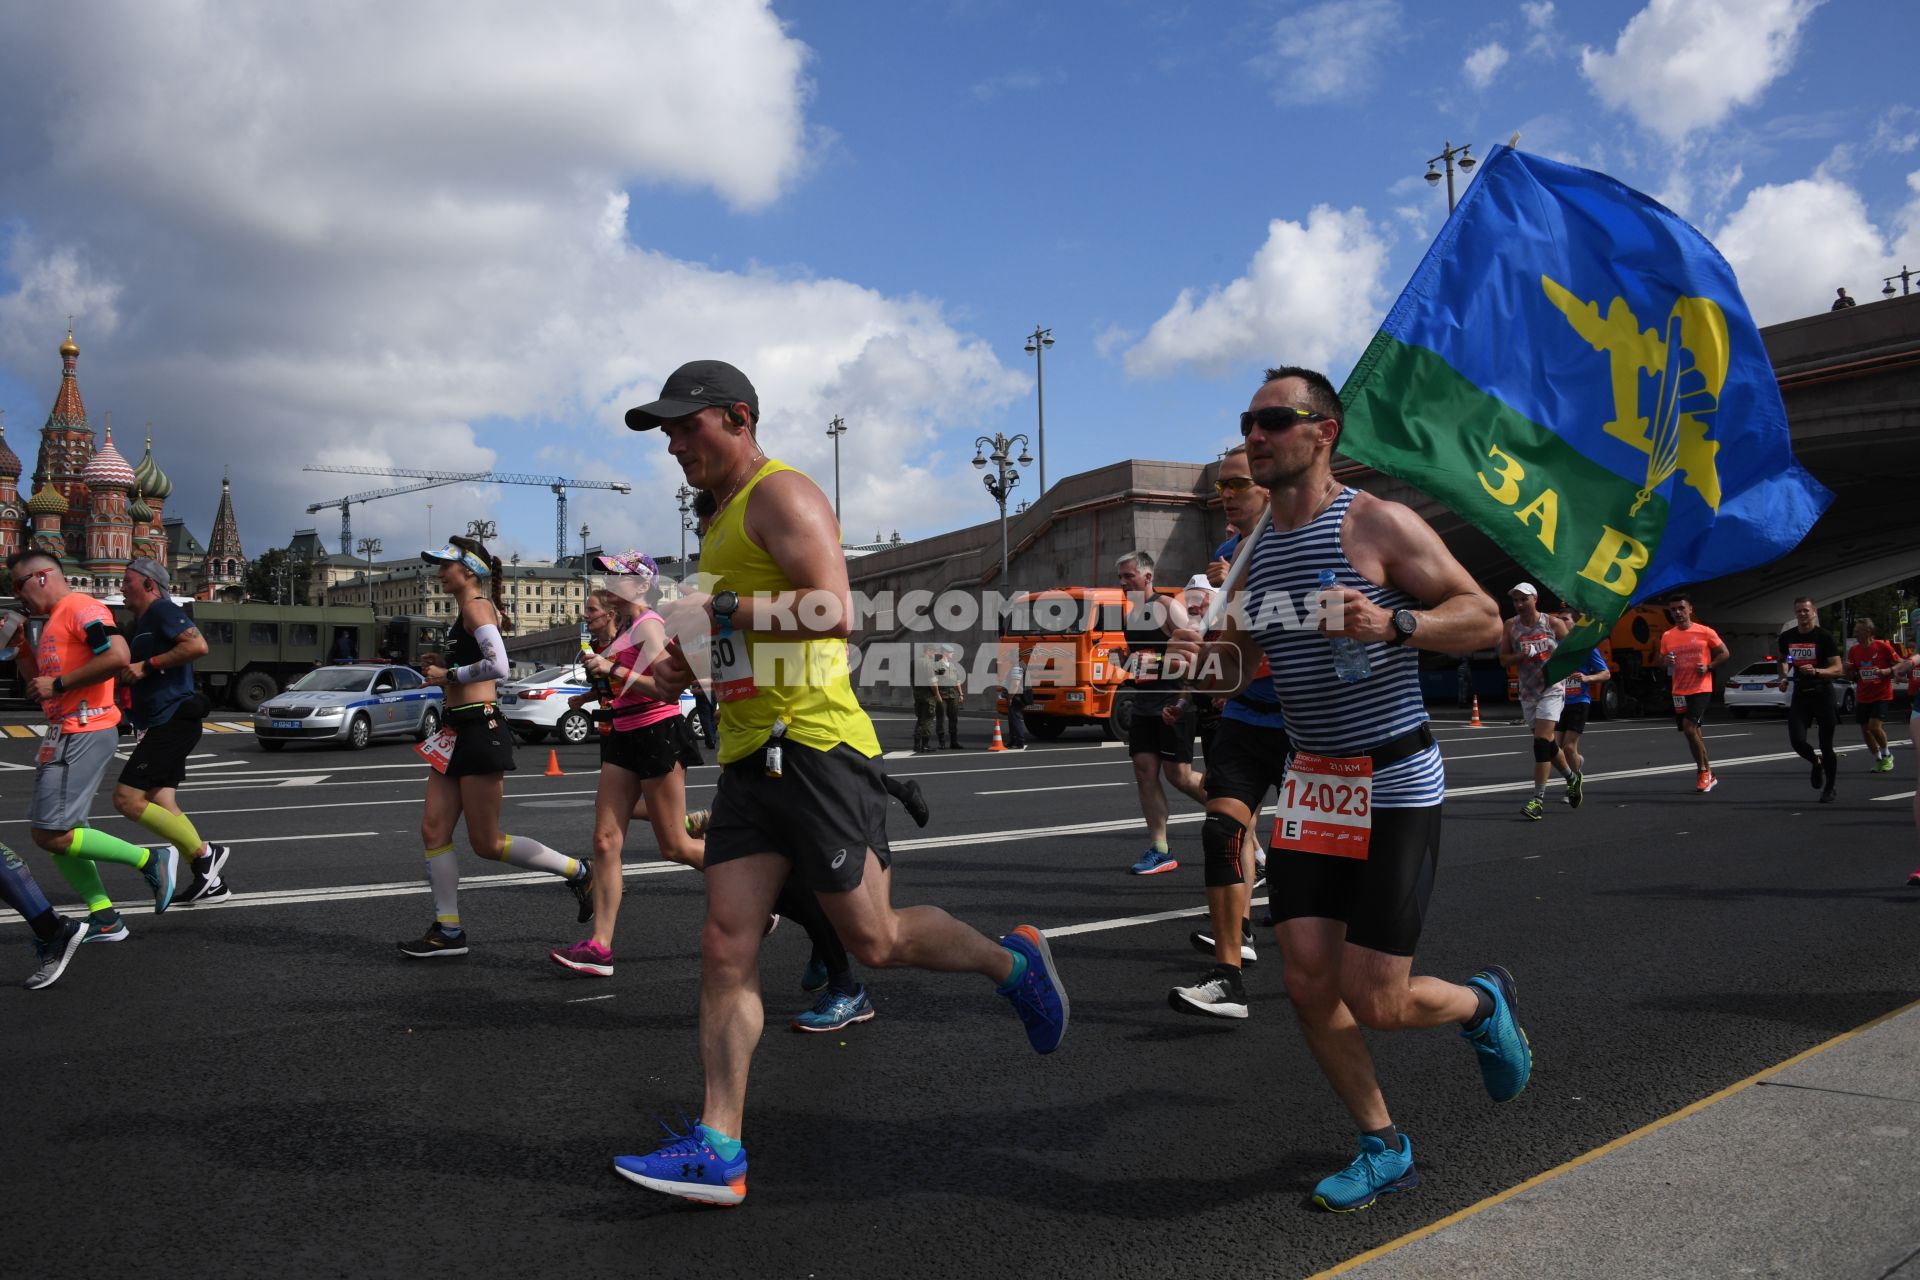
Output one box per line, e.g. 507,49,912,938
59,328,78,359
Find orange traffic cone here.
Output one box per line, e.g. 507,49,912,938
545,749,563,776
989,720,1006,751
1469,695,1484,728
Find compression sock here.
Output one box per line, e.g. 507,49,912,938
828,968,861,997
1365,1124,1404,1153
997,946,1030,991
134,804,204,861
494,833,580,881
51,856,113,915
774,879,852,983
1151,837,1170,854
422,843,461,929
1,845,63,941
696,1123,742,1160
66,827,155,869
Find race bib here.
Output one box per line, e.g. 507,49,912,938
36,725,60,766
416,727,457,774
1273,751,1373,860
711,626,758,703
1671,694,1688,713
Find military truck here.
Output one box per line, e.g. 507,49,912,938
186,604,451,710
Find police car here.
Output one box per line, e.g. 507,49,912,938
252,663,444,750
500,661,703,745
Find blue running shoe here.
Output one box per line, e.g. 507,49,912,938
998,924,1068,1053
793,985,876,1033
800,955,830,993
1312,1134,1419,1212
82,911,129,943
1130,850,1178,876
613,1120,748,1206
1462,964,1532,1103
142,846,178,914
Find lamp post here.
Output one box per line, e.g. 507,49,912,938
1882,266,1917,297
465,519,496,543
356,537,381,608
675,483,695,568
426,502,433,545
971,431,1033,588
1023,325,1053,494
826,415,848,527
1424,139,1477,213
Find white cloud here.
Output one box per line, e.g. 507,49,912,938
1122,206,1388,378
1712,173,1891,324
1464,42,1510,90
1522,1,1555,29
0,1,1023,559
1580,0,1819,144
1254,0,1402,103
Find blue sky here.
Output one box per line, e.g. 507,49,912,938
0,0,1913,564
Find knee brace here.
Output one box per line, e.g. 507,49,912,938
1201,812,1248,888
1532,738,1559,764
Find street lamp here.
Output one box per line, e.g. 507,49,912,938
1423,140,1477,213
1882,266,1917,297
1023,325,1054,494
356,537,382,608
675,483,695,567
826,415,848,527
971,431,1034,588
465,519,497,543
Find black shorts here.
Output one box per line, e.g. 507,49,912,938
1128,697,1196,763
705,739,892,894
1268,804,1441,957
1558,702,1590,734
446,703,516,777
1857,699,1890,727
1672,693,1710,727
601,714,703,779
1204,717,1292,810
117,715,204,791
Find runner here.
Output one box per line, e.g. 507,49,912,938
1778,596,1843,804
1497,584,1580,820
1169,444,1288,1021
1656,594,1729,793
1172,366,1528,1212
1554,610,1610,783
109,557,233,903
615,358,1065,1204
1845,618,1899,774
1116,549,1204,875
397,534,593,958
8,549,177,942
550,559,706,978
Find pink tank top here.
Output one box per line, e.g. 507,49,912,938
607,610,680,732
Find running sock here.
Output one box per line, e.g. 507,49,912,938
0,843,56,927
696,1123,742,1160
828,971,861,997
998,946,1030,991
1151,837,1170,854
1532,785,1547,801
1365,1124,1404,1154
1464,984,1495,1029
493,833,580,880
52,856,113,915
65,827,153,869
422,843,461,927
134,804,204,861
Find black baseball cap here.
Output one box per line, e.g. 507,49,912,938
624,359,759,431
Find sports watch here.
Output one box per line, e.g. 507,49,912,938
711,590,739,624
1387,608,1419,646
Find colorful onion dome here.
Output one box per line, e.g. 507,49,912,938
28,480,68,516
133,430,173,501
82,422,137,489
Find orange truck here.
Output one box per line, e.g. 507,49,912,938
994,586,1182,740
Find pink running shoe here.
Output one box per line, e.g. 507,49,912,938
1907,867,1920,888
550,938,613,977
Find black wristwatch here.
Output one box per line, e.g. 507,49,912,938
711,590,739,623
1387,608,1419,646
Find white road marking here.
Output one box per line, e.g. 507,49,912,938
1042,895,1271,939
1872,791,1916,802
184,759,253,771
566,994,618,1003
978,781,1132,796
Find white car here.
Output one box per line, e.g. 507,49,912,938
499,661,703,745
1723,659,1855,717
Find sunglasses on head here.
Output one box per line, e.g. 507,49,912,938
1214,476,1258,495
1238,405,1326,437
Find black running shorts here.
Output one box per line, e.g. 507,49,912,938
1672,693,1710,728
601,715,703,779
1267,804,1442,958
117,715,204,791
705,739,892,894
1128,698,1196,764
446,703,516,777
1557,702,1590,735
1204,717,1292,810
1856,699,1889,727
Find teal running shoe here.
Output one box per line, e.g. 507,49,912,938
1462,964,1532,1102
1312,1134,1418,1212
613,1120,747,1206
999,924,1068,1053
792,985,876,1033
82,910,129,943
142,846,178,914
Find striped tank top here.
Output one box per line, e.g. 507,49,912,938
1244,488,1444,808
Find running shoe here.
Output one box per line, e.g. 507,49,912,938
1169,964,1249,1019
570,859,595,924
793,984,876,1033
1908,867,1920,887
1820,785,1837,804
550,938,613,977
178,874,231,904
1130,851,1179,876
999,924,1068,1054
1522,797,1545,821
897,779,931,828
1312,1134,1419,1212
1695,771,1718,794
142,846,179,915
195,843,232,883
1461,964,1531,1103
685,809,711,838
1190,925,1257,964
397,923,469,959
1873,756,1895,774
1566,771,1584,809
1810,758,1825,790
613,1120,748,1206
82,911,129,944
800,954,830,993
25,917,85,990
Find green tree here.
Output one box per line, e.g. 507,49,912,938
244,547,314,605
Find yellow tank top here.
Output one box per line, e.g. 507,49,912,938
702,458,881,764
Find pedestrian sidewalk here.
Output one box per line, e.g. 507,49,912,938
1328,1000,1920,1279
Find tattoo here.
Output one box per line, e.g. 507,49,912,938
178,627,201,641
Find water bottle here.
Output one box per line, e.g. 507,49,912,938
1319,569,1372,682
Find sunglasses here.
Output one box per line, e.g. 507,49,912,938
1238,405,1326,437
1214,476,1258,495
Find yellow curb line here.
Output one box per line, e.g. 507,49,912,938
1312,994,1920,1278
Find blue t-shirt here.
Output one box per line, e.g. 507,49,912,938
1562,646,1611,705
128,598,200,728
1214,534,1286,731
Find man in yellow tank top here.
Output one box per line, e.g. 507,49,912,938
611,360,1068,1207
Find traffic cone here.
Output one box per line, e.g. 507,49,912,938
989,720,1006,751
1469,695,1484,728
545,749,563,776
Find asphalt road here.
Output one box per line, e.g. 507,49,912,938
4,705,1917,1278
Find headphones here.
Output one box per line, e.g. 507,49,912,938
725,407,746,428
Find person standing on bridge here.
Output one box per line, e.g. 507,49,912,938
1656,594,1729,794
614,358,1063,1204
1779,596,1844,804
110,557,234,904
1170,366,1529,1213
1116,549,1205,875
397,534,593,959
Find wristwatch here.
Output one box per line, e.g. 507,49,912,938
711,590,739,623
1387,608,1419,646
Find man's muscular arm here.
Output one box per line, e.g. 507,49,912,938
1324,495,1501,652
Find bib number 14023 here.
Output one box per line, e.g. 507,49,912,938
1273,751,1373,860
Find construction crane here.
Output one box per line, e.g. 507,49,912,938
307,476,487,555
302,465,635,561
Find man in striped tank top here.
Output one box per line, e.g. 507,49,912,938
1175,367,1534,1212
